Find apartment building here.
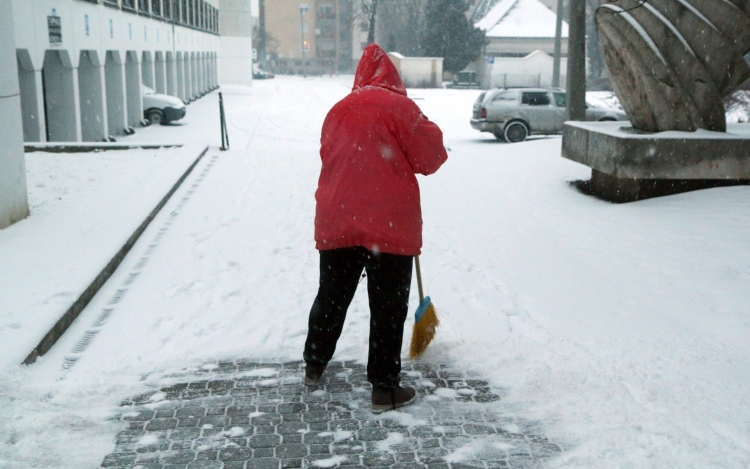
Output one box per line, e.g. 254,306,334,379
1,0,252,229
264,0,356,75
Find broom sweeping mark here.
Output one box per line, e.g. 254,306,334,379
60,154,220,372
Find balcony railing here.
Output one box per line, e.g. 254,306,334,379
77,0,218,35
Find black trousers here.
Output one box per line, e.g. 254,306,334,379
304,246,413,388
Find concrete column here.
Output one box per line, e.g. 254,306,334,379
16,49,44,142
208,53,214,88
199,52,205,94
214,53,219,87
219,0,253,86
0,0,29,228
154,51,166,93
184,51,193,102
78,50,108,142
191,52,198,99
125,50,143,127
105,51,128,136
43,50,81,142
166,51,176,97
203,52,210,91
176,52,185,101
141,51,154,89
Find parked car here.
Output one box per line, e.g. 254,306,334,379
253,67,275,79
450,71,480,89
470,88,628,142
142,85,186,125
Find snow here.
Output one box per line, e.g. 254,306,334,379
312,455,347,467
0,144,205,369
375,432,406,452
477,0,569,38
1,75,750,468
725,90,750,124
569,120,750,139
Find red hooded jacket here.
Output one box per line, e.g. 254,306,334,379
314,44,448,256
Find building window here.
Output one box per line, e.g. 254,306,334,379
137,0,150,15
103,0,119,8
317,2,335,18
181,0,187,24
122,0,136,11
163,0,171,19
152,0,161,17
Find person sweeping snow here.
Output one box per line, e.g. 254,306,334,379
303,44,448,413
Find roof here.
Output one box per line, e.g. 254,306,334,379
475,0,569,39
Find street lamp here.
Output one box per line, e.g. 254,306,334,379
300,4,308,77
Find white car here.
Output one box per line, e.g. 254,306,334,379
142,85,186,125
471,88,628,142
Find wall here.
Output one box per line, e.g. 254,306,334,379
388,53,443,88
1,0,30,229
477,50,568,89
218,0,252,85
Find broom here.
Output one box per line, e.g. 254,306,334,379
409,255,440,359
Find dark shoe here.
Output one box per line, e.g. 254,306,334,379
304,363,326,385
371,385,416,413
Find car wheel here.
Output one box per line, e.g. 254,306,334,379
504,121,529,143
146,110,164,126
492,130,506,142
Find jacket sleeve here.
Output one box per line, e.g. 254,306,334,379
402,113,449,176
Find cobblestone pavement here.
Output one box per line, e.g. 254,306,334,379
102,360,562,469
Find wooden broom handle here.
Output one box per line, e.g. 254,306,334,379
415,255,425,302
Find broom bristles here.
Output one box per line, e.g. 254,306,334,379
409,302,440,360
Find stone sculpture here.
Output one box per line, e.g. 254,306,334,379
596,0,750,132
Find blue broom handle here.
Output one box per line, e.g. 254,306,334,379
415,255,425,302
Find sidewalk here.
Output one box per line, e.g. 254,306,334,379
0,143,207,369
102,360,560,469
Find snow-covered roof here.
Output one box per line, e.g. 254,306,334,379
475,0,568,39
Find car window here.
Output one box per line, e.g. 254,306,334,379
521,92,551,106
553,92,566,107
474,92,486,105
491,91,518,105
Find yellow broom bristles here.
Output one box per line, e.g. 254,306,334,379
408,302,440,360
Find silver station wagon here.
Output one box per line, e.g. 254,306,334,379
470,88,627,142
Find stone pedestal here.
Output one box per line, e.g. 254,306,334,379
562,121,750,202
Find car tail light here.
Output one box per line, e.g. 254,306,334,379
481,108,487,119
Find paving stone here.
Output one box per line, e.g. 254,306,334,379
275,443,308,458
188,461,223,469
146,418,178,431
246,457,280,469
100,361,560,469
249,434,282,448
220,447,254,461
223,462,245,469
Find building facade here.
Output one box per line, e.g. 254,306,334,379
470,0,569,89
11,0,252,144
264,0,355,75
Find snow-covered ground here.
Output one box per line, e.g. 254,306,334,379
1,76,750,468
0,144,206,368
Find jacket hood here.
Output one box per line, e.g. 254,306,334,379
352,44,407,96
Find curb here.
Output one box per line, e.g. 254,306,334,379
23,146,210,365
24,143,183,153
